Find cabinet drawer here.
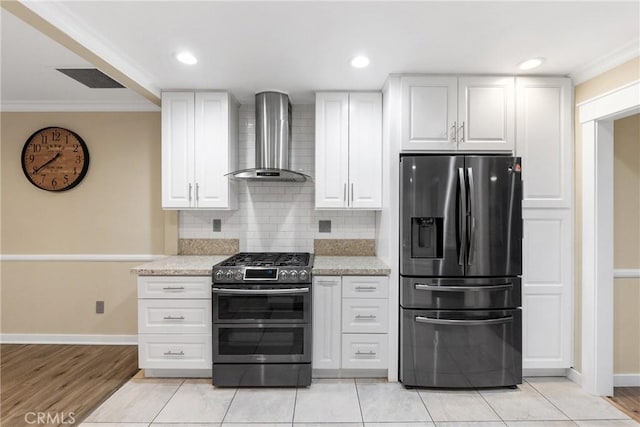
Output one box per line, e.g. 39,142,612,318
138,334,211,369
138,276,210,299
138,299,211,334
342,299,388,333
342,276,388,298
341,334,388,370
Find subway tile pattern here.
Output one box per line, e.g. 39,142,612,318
179,104,376,252
81,377,635,426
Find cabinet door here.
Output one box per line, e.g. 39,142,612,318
315,93,349,208
349,93,382,209
194,92,231,208
516,77,572,208
458,76,514,152
312,276,342,369
401,76,458,151
522,209,572,369
162,92,195,208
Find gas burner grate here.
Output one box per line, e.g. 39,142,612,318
219,252,311,267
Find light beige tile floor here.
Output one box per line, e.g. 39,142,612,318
79,377,637,427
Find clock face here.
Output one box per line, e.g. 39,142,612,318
21,127,90,192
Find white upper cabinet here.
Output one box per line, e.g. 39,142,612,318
401,76,458,150
401,75,515,152
315,92,382,209
515,77,572,208
458,76,514,151
162,91,238,210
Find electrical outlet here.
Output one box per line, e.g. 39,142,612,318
319,220,331,233
96,300,104,314
213,219,221,232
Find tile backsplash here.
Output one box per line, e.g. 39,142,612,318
179,104,376,252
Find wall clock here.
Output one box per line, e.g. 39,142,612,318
21,127,90,192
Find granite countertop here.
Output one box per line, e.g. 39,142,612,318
132,254,391,276
131,255,229,276
312,256,390,276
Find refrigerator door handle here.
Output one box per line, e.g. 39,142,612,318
457,167,467,266
414,283,513,292
467,167,476,265
415,316,513,326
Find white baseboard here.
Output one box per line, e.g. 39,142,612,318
614,373,640,387
523,368,568,377
0,333,137,345
567,367,582,385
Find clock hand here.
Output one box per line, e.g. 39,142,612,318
32,152,61,174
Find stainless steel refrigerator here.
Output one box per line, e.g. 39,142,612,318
399,155,523,388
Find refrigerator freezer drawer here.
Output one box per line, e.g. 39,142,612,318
400,308,522,388
400,277,521,310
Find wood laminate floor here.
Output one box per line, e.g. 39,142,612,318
608,387,640,423
1,344,138,427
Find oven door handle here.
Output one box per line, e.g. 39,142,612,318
414,283,512,292
415,316,513,326
212,287,310,295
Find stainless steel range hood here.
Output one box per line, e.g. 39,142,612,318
228,91,310,182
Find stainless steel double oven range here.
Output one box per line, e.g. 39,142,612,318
211,252,313,387
400,155,523,389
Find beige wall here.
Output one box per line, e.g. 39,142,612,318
573,56,640,373
0,112,175,335
613,114,640,374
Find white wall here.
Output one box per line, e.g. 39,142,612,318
179,104,376,252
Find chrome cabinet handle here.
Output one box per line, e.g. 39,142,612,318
459,121,465,142
355,286,377,291
414,283,512,292
195,182,200,201
351,183,354,203
343,183,347,202
355,314,377,319
212,287,309,295
415,316,513,326
452,121,457,142
188,183,192,202
355,350,376,356
316,280,339,285
163,350,185,356
163,315,185,320
162,286,185,291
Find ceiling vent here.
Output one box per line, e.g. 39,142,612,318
56,68,124,89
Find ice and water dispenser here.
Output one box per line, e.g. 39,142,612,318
411,217,443,258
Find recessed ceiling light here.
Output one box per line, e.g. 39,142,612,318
351,55,370,68
518,57,545,71
176,51,198,65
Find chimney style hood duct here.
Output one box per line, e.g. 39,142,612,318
228,91,310,182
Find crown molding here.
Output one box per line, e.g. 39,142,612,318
0,100,160,112
570,39,640,85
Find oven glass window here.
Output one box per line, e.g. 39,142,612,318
218,327,305,355
217,294,305,320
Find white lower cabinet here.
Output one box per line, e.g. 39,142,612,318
313,275,389,373
341,334,388,370
137,276,211,375
138,334,211,370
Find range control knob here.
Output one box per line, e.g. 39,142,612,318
226,270,234,280
234,271,243,281
299,270,309,281
289,270,298,281
280,270,288,280
214,270,223,281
